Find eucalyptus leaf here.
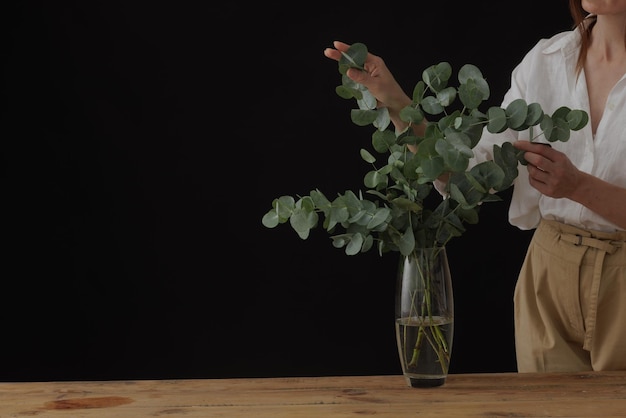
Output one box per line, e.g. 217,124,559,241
400,106,425,124
458,78,484,109
567,109,589,131
437,87,457,107
525,103,544,126
360,148,376,163
351,109,379,126
338,42,367,71
506,99,529,130
486,107,508,133
412,81,426,103
423,62,452,92
421,96,445,115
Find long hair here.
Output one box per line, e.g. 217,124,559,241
569,0,595,76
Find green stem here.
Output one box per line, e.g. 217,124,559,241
405,249,450,373
408,326,425,367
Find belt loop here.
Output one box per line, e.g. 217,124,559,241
575,234,583,246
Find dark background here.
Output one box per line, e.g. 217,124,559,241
2,2,573,381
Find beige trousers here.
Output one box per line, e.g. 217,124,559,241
514,219,626,372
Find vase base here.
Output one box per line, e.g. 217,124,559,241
406,376,446,388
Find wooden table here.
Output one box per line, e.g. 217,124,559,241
2,371,626,417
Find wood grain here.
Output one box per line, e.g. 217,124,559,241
2,371,626,417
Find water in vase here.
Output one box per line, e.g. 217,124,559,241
395,315,454,387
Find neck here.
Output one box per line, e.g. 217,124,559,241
590,14,626,61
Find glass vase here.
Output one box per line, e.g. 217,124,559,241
395,247,454,388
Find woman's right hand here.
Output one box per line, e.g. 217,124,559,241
323,41,412,127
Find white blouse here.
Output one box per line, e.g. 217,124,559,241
472,27,626,232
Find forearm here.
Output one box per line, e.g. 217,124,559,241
387,96,427,154
386,95,412,132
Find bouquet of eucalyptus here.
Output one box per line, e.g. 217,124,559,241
262,42,588,257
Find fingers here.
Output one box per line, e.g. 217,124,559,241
528,164,547,174
525,154,551,174
323,40,352,62
514,140,557,170
527,163,552,192
332,40,351,51
323,47,341,61
513,140,554,155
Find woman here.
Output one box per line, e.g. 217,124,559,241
324,0,626,372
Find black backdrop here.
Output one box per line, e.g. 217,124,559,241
2,2,573,381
